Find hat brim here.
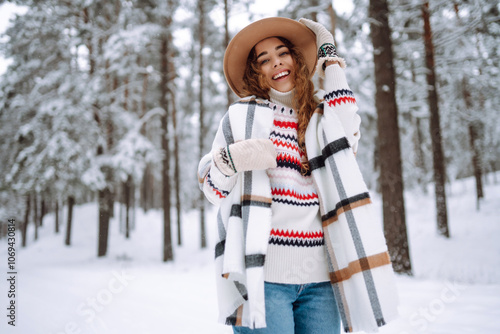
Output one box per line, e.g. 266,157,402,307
224,17,317,98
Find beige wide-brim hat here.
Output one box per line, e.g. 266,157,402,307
224,17,317,98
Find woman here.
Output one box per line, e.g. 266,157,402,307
198,17,398,333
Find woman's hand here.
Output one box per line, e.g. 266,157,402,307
213,138,277,176
298,18,346,75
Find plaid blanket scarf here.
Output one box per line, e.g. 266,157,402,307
201,94,398,332
305,102,399,332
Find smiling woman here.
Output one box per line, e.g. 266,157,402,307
197,17,399,334
254,38,295,92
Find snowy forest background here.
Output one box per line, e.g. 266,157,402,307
0,0,499,333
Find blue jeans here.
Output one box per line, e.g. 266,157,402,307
233,281,340,334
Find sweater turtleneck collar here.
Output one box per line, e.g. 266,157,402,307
269,87,295,109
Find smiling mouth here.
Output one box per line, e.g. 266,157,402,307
272,70,290,80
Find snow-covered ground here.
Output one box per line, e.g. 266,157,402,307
1,174,500,334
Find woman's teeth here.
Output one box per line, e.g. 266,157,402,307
273,71,290,80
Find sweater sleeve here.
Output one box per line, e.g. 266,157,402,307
197,112,238,206
322,64,361,154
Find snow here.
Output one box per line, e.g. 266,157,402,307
1,175,500,334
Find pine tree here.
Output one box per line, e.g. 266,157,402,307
421,2,449,238
369,0,412,275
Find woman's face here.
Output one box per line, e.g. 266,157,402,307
254,37,295,92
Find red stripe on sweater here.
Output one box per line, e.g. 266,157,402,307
270,229,324,239
272,139,300,152
276,154,302,165
273,119,298,129
271,188,318,201
327,96,356,107
207,182,226,199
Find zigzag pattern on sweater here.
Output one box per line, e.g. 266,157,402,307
327,96,356,107
269,229,324,247
269,238,324,247
271,229,324,239
270,131,298,143
276,154,302,172
272,188,318,201
324,88,354,100
324,89,356,107
272,138,300,153
272,198,319,206
273,119,298,129
270,106,320,206
207,173,229,199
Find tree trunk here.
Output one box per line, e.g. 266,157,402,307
40,198,46,226
422,2,449,238
327,3,337,46
141,166,154,212
462,80,484,208
107,75,117,220
198,0,207,249
55,200,60,233
84,6,112,256
468,120,484,209
172,91,182,246
139,56,153,213
160,25,173,262
22,194,30,247
454,4,484,210
97,93,114,256
224,0,233,109
97,186,112,256
123,73,129,111
412,116,427,193
139,56,154,213
410,59,428,194
131,181,136,232
65,196,75,246
33,193,38,241
125,175,131,239
369,0,412,275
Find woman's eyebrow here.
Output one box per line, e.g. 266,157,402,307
256,44,287,60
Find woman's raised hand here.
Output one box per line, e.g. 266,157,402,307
299,18,345,74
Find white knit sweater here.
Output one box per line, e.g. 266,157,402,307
201,64,361,284
264,87,329,284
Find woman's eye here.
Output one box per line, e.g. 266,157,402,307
260,59,269,65
280,51,289,56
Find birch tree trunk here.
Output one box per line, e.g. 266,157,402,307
369,0,412,274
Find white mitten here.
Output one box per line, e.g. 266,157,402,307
299,18,346,76
213,138,277,176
